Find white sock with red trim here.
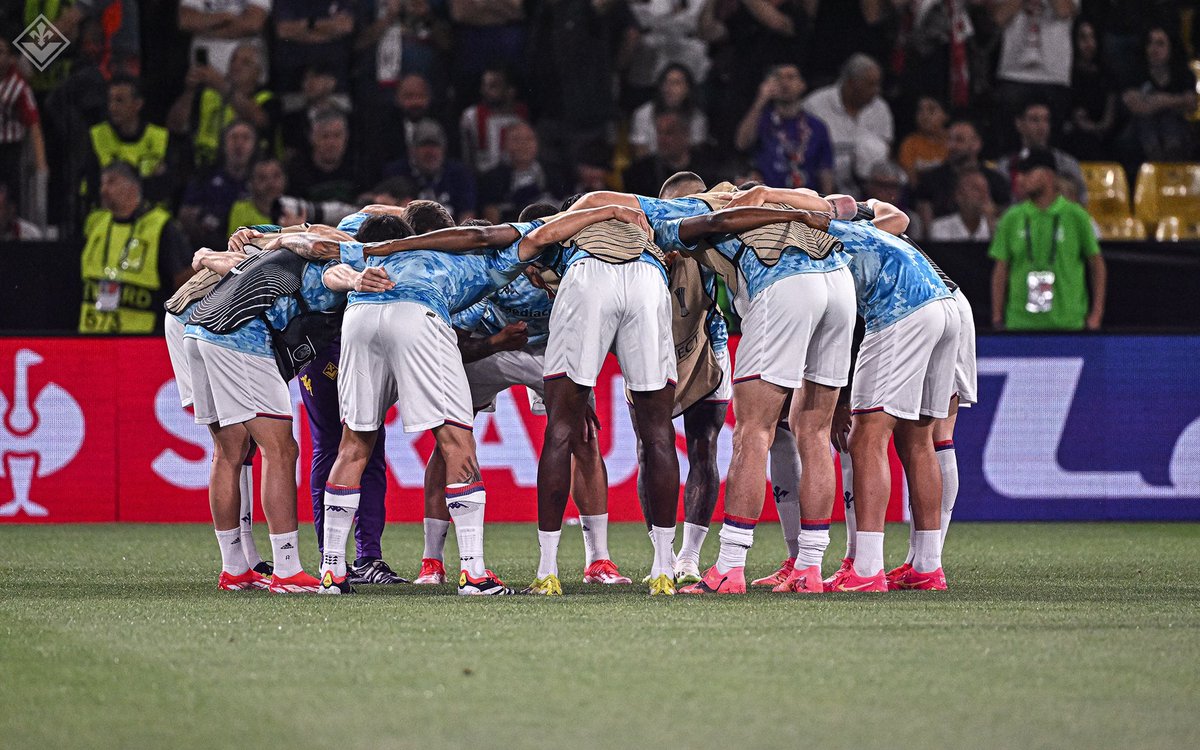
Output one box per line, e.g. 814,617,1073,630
769,426,802,559
215,527,249,575
446,482,486,578
716,515,755,573
796,518,831,570
321,484,359,577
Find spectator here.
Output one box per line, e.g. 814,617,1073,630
382,120,476,221
897,96,949,186
707,0,816,146
1063,18,1118,161
0,36,48,223
526,0,640,170
280,65,351,157
1118,26,1197,169
167,42,278,168
626,0,721,92
915,119,1011,228
19,3,86,98
358,176,415,209
79,161,191,334
863,160,924,239
928,169,998,242
630,64,710,162
448,0,527,115
459,67,530,173
179,120,259,251
272,0,356,93
734,64,833,193
0,182,44,241
227,157,288,233
76,0,141,78
84,76,175,209
803,53,894,195
396,0,453,86
287,109,363,204
570,139,615,195
177,0,269,78
623,112,718,197
352,0,406,100
477,122,567,223
989,147,1105,331
996,100,1087,204
991,0,1080,140
888,0,977,113
360,72,440,170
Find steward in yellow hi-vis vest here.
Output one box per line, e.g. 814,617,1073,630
79,163,191,334
83,77,175,208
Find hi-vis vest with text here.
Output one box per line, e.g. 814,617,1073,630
194,88,274,166
89,122,169,178
79,206,169,333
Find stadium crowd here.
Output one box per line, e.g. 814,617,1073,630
3,0,1199,250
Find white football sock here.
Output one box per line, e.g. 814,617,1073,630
537,529,561,578
580,513,610,565
321,485,359,577
716,517,755,573
215,527,249,575
853,531,885,577
269,531,302,579
937,443,959,550
446,482,486,578
912,530,942,573
422,517,450,561
650,526,676,577
769,426,802,559
796,522,831,570
840,451,857,559
238,464,263,567
677,521,709,566
905,508,917,565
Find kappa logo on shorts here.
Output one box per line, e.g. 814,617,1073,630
327,505,349,513
447,501,468,510
0,349,86,518
300,374,314,396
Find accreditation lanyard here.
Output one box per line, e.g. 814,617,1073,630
1024,214,1060,271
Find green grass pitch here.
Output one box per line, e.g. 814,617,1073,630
2,522,1198,749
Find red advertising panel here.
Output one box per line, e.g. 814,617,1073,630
0,337,906,524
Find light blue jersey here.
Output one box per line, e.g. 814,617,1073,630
656,217,850,308
342,221,541,325
826,219,951,333
451,274,554,346
336,211,369,237
184,262,344,358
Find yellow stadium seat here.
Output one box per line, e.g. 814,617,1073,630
1153,215,1200,241
1097,216,1147,241
1080,162,1133,226
1134,162,1200,228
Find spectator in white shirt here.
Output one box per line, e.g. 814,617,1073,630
992,0,1080,144
629,64,709,161
178,0,271,79
929,169,997,242
802,53,894,194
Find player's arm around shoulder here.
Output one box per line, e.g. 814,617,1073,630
674,206,831,246
322,262,395,294
362,224,521,257
517,205,652,260
566,191,643,212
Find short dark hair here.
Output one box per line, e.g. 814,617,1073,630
1019,99,1052,119
560,194,584,212
737,180,764,191
108,74,143,100
659,171,705,198
519,202,558,222
356,214,413,243
459,218,492,227
102,160,140,185
402,199,454,234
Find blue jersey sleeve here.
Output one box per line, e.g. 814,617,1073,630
655,218,700,253
340,241,366,271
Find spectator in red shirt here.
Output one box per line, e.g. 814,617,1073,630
0,37,48,218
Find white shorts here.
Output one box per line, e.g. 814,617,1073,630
951,289,978,407
733,267,856,389
703,345,733,403
466,344,547,415
543,259,677,391
339,302,473,433
851,297,962,421
186,338,292,427
165,315,192,407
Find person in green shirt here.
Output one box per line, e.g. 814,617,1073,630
988,147,1107,331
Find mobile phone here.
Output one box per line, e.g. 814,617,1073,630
194,48,209,67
